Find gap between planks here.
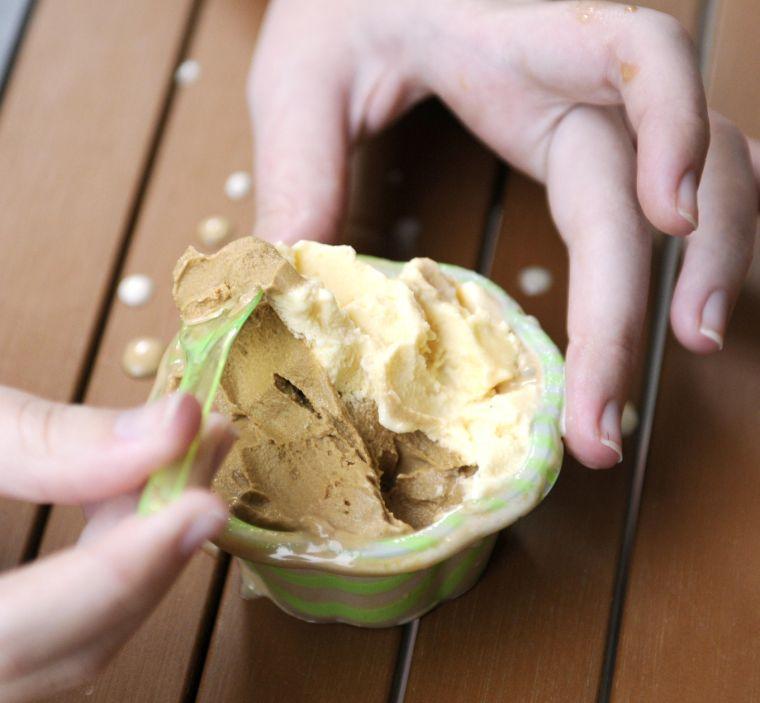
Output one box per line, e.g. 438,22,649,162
596,238,682,702
3,0,712,699
597,0,720,697
17,0,208,565
183,553,231,703
3,0,41,564
387,164,509,703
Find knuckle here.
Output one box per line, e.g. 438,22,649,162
649,10,693,48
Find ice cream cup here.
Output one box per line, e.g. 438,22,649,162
151,258,564,627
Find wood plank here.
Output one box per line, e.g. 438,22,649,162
0,0,195,570
196,100,499,702
405,2,702,700
34,2,496,701
705,0,760,138
346,99,494,265
36,0,267,700
612,1,760,699
406,174,634,703
196,562,402,703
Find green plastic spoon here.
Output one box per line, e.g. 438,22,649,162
138,288,263,516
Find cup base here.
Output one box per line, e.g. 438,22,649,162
237,533,498,628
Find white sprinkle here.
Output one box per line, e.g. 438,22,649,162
197,216,233,247
174,59,201,85
117,274,154,307
517,266,553,297
621,401,639,437
225,171,252,200
122,337,164,379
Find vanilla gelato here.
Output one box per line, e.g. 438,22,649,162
171,238,539,539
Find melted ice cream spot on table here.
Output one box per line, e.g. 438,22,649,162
224,171,252,200
517,266,553,296
174,59,200,85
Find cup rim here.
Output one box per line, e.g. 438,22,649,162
209,258,565,576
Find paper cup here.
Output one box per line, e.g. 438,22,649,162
151,259,564,627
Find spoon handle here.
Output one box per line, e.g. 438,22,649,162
138,291,262,515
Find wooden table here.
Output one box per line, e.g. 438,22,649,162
0,1,758,701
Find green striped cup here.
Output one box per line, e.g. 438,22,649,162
152,258,564,627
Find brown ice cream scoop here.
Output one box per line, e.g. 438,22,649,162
213,303,407,538
172,237,300,323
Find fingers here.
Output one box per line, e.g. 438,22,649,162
248,1,350,244
611,8,709,236
79,413,236,544
670,114,758,352
547,106,651,469
0,490,227,702
427,1,708,236
0,389,203,504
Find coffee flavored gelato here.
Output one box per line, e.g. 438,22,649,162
171,238,539,541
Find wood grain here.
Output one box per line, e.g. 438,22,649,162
346,99,496,266
196,100,498,703
30,0,497,700
0,0,195,570
406,1,703,698
11,0,729,699
612,1,760,699
706,0,760,138
405,174,633,703
196,562,402,703
38,0,267,700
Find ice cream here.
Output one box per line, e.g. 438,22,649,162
171,238,539,540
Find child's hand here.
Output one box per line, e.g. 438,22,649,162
249,0,759,468
0,388,234,702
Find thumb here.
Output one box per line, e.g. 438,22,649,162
248,30,349,244
0,388,203,504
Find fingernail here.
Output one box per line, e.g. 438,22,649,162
599,400,623,464
113,393,188,440
676,170,699,230
699,289,727,350
180,508,228,557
